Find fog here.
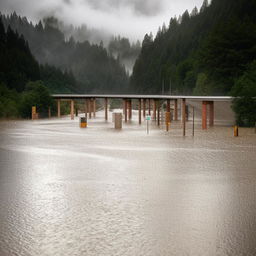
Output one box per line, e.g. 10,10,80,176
0,0,204,40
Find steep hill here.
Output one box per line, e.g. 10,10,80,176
130,0,256,95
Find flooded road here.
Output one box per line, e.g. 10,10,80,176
0,111,256,256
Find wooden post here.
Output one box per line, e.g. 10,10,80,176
125,99,128,123
148,99,151,115
174,99,178,121
89,99,92,119
93,98,96,118
138,99,142,125
84,100,87,118
128,100,132,120
143,99,146,118
182,99,186,136
123,99,126,115
192,106,195,137
202,101,207,130
57,100,61,118
153,99,157,121
157,100,160,126
209,101,214,127
167,99,171,112
105,98,108,121
48,107,51,118
71,100,74,120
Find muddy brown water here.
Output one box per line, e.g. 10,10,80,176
0,109,256,256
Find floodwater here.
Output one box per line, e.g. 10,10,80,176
0,109,256,256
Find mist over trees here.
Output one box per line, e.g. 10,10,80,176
1,12,130,93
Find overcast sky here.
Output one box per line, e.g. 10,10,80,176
0,0,204,41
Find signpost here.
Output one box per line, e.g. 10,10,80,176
146,115,151,134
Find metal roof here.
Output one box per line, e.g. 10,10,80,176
52,94,233,101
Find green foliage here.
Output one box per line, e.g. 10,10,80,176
231,61,256,127
0,83,20,118
193,73,213,95
20,81,54,118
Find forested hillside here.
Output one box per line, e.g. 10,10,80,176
131,0,256,96
1,13,129,93
0,18,80,118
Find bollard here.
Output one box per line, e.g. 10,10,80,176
234,126,239,137
114,113,122,129
165,112,171,131
80,117,87,128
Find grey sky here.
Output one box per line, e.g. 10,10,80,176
0,0,204,40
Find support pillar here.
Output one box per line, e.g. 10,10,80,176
125,99,128,123
89,99,92,119
167,99,171,112
202,101,207,130
157,101,160,126
182,99,186,136
105,98,108,121
143,99,146,118
93,98,96,118
123,100,126,115
153,100,157,121
209,101,214,127
57,100,61,118
138,99,142,125
148,99,151,115
48,107,51,118
71,100,74,120
174,99,178,121
84,100,87,119
128,100,132,120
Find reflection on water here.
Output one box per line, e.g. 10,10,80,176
0,111,256,256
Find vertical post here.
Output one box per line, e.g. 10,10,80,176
167,99,171,112
105,98,108,121
123,99,126,115
84,100,87,118
138,99,142,125
89,99,92,119
93,98,96,118
192,106,195,137
125,99,128,123
143,99,146,118
202,101,207,130
57,100,61,118
157,100,160,126
174,99,178,121
128,100,132,120
209,101,214,127
71,100,74,120
182,98,186,136
153,99,157,121
148,99,151,115
48,107,51,118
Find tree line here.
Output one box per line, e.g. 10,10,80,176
131,0,256,126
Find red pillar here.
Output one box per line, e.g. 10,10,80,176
167,99,171,112
70,100,74,120
174,99,178,121
138,99,142,125
105,98,108,121
125,99,128,123
182,99,186,136
143,99,146,117
157,100,160,126
128,100,132,120
202,101,207,130
209,101,214,127
57,100,61,118
148,99,151,115
153,99,157,121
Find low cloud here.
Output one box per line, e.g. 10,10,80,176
0,0,203,40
